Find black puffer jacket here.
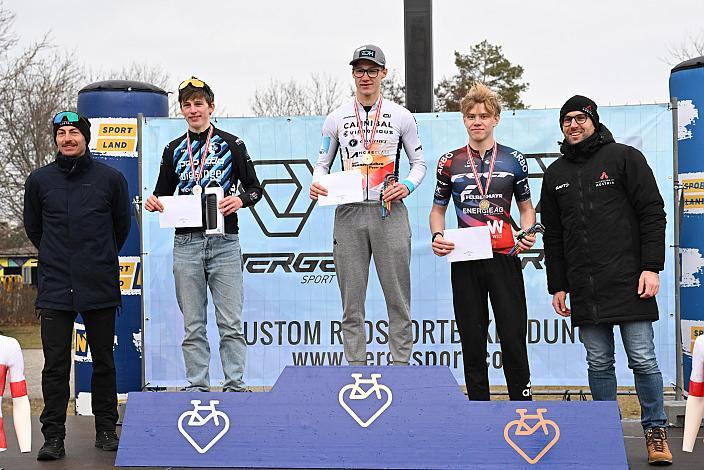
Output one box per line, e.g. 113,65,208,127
23,152,130,311
540,125,666,326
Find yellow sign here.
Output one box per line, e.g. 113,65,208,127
682,175,704,211
96,138,137,152
692,326,704,353
89,118,138,157
99,123,137,137
119,256,141,295
504,408,560,465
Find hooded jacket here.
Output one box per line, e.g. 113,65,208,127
539,125,666,326
23,152,131,312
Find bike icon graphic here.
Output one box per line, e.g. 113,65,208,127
338,373,393,428
503,408,561,464
178,400,231,454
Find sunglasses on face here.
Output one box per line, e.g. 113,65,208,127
562,113,589,127
179,77,207,90
53,111,80,125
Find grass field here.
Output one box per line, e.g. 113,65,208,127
0,323,41,349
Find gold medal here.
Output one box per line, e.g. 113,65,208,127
192,184,202,196
479,198,490,211
363,154,374,165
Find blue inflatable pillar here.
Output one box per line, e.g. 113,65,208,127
670,58,704,395
74,80,168,415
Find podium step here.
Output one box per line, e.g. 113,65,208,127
116,366,627,469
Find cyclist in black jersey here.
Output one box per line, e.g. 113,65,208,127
430,84,535,401
144,77,262,392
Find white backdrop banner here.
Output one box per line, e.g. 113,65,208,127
141,105,675,388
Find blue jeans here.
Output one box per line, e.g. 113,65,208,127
580,321,667,430
173,232,245,392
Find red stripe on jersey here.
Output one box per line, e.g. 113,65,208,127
10,379,27,398
690,380,704,397
0,416,6,450
0,364,6,395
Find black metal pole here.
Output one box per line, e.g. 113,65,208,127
404,0,433,112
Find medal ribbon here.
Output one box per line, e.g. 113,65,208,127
467,141,498,200
354,95,383,151
187,124,214,186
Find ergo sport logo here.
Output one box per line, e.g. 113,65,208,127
241,159,316,237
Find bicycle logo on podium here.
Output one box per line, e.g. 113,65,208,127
503,408,561,464
178,400,231,454
338,373,393,428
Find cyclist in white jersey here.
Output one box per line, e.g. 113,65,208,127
310,44,426,365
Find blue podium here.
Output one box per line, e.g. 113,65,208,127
116,366,627,469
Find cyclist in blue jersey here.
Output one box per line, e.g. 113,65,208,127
430,84,535,400
144,77,262,392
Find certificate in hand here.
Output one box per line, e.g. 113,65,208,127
443,226,493,263
158,195,203,228
317,169,364,206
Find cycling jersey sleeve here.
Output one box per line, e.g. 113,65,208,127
4,337,27,397
313,114,339,183
153,145,178,197
513,151,531,203
232,139,263,208
400,115,426,193
433,153,452,206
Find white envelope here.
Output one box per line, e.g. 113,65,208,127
443,226,494,263
317,169,364,206
158,195,203,228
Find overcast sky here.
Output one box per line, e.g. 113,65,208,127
8,0,704,115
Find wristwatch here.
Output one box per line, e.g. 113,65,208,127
432,231,443,242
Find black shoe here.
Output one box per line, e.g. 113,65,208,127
95,430,120,451
37,437,65,460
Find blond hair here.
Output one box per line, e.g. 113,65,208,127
460,83,501,117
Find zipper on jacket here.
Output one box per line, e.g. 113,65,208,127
577,166,598,321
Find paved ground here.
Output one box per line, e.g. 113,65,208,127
1,348,75,401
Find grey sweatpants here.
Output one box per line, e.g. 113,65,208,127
333,200,412,365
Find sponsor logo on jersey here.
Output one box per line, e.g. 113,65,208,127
486,219,504,235
555,182,570,191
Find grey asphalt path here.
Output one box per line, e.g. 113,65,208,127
1,348,75,401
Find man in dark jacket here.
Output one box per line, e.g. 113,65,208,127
24,111,130,460
540,96,672,466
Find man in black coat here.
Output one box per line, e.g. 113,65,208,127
23,111,130,460
540,96,672,466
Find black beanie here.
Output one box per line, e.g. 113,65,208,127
559,95,599,128
53,112,91,145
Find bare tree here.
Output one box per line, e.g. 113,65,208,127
380,69,406,106
251,74,343,117
0,3,83,228
0,4,17,57
668,32,704,64
87,62,179,116
0,51,82,221
309,74,343,116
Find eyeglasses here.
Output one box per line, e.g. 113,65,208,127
179,77,207,90
562,113,589,127
352,68,382,78
53,111,80,125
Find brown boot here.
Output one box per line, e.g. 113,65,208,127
645,427,673,466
